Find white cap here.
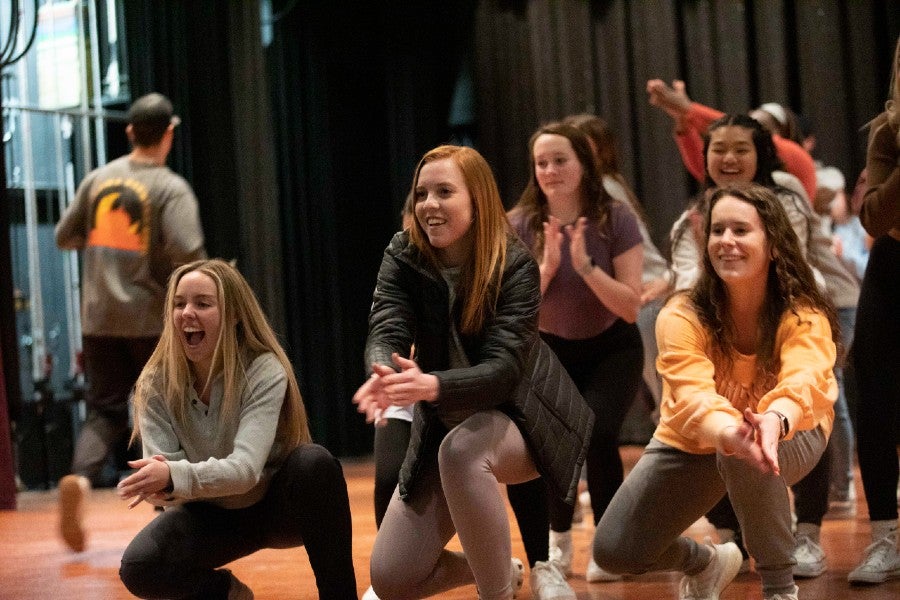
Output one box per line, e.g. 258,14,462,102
817,166,845,191
758,102,788,126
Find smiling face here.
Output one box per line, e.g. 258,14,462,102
706,126,758,187
532,133,585,209
173,270,222,379
707,195,772,289
414,158,474,267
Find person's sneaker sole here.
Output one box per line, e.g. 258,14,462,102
848,568,900,584
59,475,88,552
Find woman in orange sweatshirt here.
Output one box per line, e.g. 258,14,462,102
592,184,838,600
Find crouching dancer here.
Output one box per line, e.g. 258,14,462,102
593,184,838,600
355,145,592,600
117,259,356,599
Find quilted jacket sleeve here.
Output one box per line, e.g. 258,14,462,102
431,240,542,412
364,233,418,372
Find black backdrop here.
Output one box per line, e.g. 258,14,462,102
21,0,885,458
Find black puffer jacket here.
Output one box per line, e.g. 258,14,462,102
364,230,593,504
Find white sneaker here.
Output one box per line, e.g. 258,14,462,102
58,474,90,552
678,542,742,600
361,585,380,600
713,530,750,573
530,560,576,600
792,533,826,578
511,557,524,597
586,556,622,582
848,531,900,584
548,529,573,576
764,584,799,600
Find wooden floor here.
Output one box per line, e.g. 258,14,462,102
1,446,898,599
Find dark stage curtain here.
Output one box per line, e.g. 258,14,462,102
126,1,285,329
264,1,476,455
95,0,897,460
120,1,475,455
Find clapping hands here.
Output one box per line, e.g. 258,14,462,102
353,353,439,426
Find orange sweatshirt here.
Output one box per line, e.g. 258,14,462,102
654,294,836,455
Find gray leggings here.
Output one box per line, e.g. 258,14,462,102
370,410,538,600
594,427,827,595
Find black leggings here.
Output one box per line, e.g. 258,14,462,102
852,235,900,522
119,444,356,599
373,419,412,529
542,320,644,531
373,417,551,567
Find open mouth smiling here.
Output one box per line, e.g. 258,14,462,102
184,328,205,346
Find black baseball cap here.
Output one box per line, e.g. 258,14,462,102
127,93,181,128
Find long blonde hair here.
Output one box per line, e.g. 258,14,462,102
131,259,310,457
407,145,508,335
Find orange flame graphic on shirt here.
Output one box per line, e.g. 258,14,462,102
86,178,150,254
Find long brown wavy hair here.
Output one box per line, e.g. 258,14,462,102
131,259,311,458
689,184,841,375
407,145,508,335
510,121,614,256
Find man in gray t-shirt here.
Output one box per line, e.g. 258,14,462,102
54,93,206,552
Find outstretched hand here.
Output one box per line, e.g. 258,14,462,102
716,408,784,475
379,353,439,406
716,420,772,474
743,408,782,474
353,353,439,425
352,363,396,425
117,454,171,508
647,79,692,120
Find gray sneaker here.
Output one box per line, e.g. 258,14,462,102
530,560,576,600
848,532,900,584
792,533,826,578
678,542,743,600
